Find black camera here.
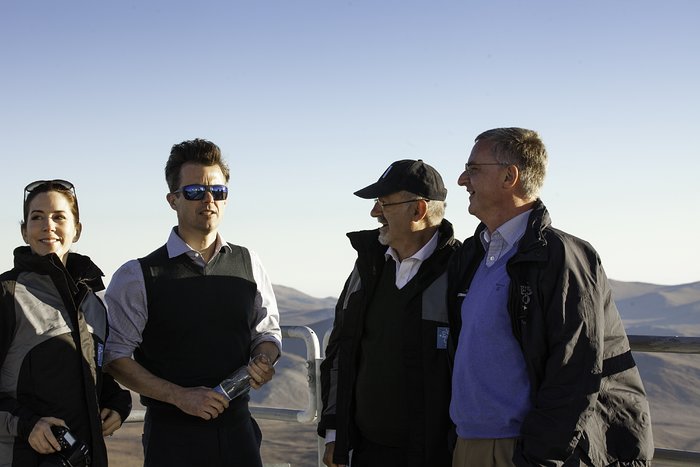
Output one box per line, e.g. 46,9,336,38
38,425,91,467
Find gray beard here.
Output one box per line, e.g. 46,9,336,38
378,226,389,245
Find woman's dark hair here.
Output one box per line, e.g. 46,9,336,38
22,180,80,227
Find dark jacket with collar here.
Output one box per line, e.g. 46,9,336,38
0,248,132,467
447,200,653,466
319,220,460,466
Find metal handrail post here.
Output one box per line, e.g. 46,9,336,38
318,328,332,466
251,325,321,423
316,355,325,467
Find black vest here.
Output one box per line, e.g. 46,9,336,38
137,244,256,409
354,259,409,446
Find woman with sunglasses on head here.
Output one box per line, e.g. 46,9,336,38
0,180,131,467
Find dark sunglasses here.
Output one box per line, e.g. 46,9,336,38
24,179,76,203
173,184,229,201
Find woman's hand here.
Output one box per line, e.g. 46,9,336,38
100,408,122,436
28,417,65,454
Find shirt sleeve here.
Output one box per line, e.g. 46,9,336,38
248,249,282,355
104,259,148,365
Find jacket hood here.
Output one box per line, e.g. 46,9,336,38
12,246,105,293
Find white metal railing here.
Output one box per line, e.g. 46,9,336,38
122,329,700,466
627,335,700,354
627,335,700,466
124,325,321,424
250,325,321,423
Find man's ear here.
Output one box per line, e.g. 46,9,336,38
503,165,519,189
412,199,429,222
73,222,82,243
166,193,178,210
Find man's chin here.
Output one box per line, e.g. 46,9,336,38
197,221,219,235
377,231,389,245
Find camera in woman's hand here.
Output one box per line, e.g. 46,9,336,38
38,426,90,467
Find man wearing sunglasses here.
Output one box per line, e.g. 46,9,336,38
318,160,460,467
103,138,281,467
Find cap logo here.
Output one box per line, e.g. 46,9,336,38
381,165,394,179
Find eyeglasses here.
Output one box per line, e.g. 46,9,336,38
374,198,429,208
173,184,229,201
463,162,509,176
24,179,76,203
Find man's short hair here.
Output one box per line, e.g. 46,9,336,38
165,138,231,192
475,128,547,199
425,199,445,227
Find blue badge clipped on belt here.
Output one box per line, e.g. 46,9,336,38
97,342,104,367
436,327,449,349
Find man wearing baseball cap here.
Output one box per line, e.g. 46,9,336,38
318,159,460,467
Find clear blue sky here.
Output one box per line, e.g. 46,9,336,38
1,1,698,298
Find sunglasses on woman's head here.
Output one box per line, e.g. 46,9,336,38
173,184,229,201
24,179,76,203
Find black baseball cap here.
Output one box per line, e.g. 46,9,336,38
354,159,447,201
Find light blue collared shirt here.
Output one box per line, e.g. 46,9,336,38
480,210,532,268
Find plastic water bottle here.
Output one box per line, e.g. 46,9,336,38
213,354,271,401
213,365,252,400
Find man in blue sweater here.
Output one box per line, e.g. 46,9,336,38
448,128,653,466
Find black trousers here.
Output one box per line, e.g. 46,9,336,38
351,435,408,467
142,408,263,467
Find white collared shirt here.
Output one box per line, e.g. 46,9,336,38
166,228,227,267
385,230,439,289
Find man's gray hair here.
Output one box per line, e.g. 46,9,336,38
425,199,445,227
475,127,547,199
397,190,445,227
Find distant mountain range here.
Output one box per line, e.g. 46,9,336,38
252,280,700,452
611,279,700,337
273,279,700,346
609,280,700,451
273,284,336,327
